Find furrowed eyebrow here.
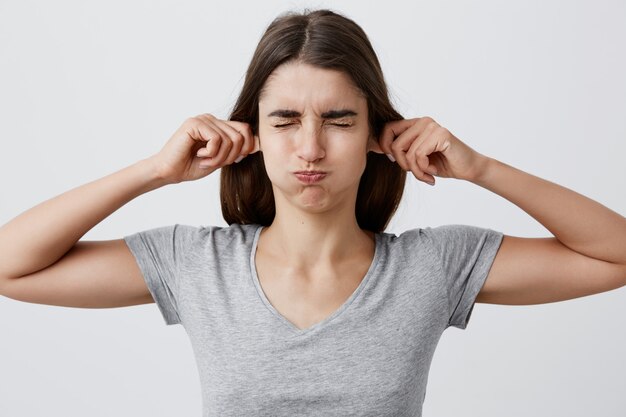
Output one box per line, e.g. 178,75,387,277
322,109,357,119
266,109,358,119
267,110,301,118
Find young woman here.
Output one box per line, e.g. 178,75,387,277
1,8,625,417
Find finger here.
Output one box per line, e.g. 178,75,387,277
406,134,434,184
185,116,215,143
225,120,258,155
398,119,438,182
407,118,442,178
378,119,414,157
204,132,233,167
391,143,411,172
192,122,223,158
197,116,230,158
196,147,210,157
203,126,224,158
200,134,232,168
414,126,450,174
389,120,425,172
410,122,438,174
213,120,247,164
197,155,217,169
407,149,435,184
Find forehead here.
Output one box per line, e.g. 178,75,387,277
259,62,366,112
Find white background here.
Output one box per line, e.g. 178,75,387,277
1,0,625,415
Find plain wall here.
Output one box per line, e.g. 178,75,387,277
1,0,625,415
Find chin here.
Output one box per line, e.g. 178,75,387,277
272,185,330,212
272,176,358,211
295,188,331,210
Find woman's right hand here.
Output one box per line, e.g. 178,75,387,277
149,113,260,184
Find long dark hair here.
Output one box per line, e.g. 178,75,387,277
220,8,406,233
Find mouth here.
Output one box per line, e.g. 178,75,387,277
293,171,328,184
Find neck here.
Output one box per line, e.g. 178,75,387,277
260,194,375,271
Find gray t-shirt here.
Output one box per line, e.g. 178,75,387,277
124,222,503,416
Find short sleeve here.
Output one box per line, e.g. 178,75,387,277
123,224,199,326
421,224,504,330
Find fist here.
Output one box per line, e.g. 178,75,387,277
151,114,260,184
378,116,487,185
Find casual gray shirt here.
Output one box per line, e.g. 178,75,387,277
124,222,503,416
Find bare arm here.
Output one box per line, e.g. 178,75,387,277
472,158,626,304
0,114,258,307
0,158,166,280
0,158,171,307
378,116,626,305
473,158,626,265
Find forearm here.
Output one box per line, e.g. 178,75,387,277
470,157,626,265
0,157,169,279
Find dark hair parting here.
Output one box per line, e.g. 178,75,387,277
220,8,406,233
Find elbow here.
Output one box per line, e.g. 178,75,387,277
0,278,7,297
620,264,626,288
0,275,15,297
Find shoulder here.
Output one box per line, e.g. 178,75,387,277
382,224,503,256
383,224,470,244
132,223,261,250
187,223,262,246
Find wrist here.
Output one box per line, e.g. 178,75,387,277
139,156,174,188
467,154,495,185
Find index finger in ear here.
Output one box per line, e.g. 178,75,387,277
378,119,415,155
225,120,256,154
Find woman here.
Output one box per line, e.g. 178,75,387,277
1,8,625,416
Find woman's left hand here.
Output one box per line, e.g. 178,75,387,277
378,116,488,185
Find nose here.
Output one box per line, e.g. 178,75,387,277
295,124,326,162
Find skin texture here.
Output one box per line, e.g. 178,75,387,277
251,62,384,329
259,63,374,218
1,62,624,321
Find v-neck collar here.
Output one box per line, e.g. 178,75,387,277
249,224,381,335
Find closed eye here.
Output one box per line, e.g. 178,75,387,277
273,123,352,128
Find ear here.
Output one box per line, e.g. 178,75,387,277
367,134,384,154
253,134,262,153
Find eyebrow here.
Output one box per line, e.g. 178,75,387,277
266,109,358,119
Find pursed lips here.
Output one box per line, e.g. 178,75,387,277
293,171,328,183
